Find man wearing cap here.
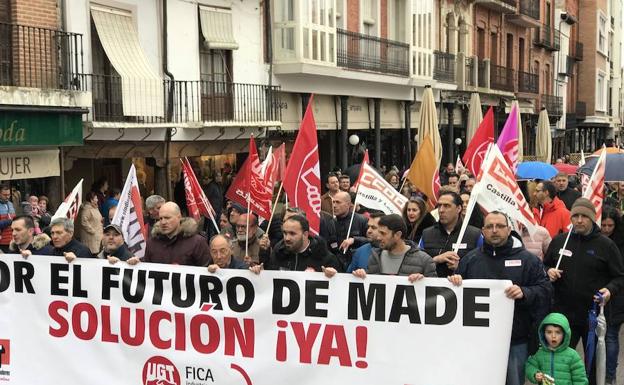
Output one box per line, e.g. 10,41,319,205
98,224,134,264
544,198,624,383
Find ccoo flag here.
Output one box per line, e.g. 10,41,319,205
181,158,219,233
111,165,147,258
355,160,407,215
52,179,83,221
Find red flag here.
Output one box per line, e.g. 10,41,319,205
463,107,494,175
271,143,287,182
283,95,321,234
352,150,370,191
225,137,273,220
181,158,220,232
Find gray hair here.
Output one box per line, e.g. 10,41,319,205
145,195,165,210
50,217,74,233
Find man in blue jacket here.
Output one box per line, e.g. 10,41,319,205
449,211,552,385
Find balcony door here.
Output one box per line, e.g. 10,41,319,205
199,48,233,121
90,19,123,121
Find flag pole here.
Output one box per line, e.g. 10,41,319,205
554,229,573,270
453,182,480,254
245,197,251,258
399,176,408,194
342,190,359,253
265,182,284,234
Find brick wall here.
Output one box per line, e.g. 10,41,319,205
577,0,598,115
11,0,59,29
347,0,359,32
380,0,387,39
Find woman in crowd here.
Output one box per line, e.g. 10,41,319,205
77,191,104,256
385,170,401,191
402,197,435,242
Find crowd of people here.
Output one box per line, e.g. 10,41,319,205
2,158,624,385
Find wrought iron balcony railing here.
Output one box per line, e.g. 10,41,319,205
542,94,563,116
519,0,540,19
433,50,456,83
490,63,515,92
518,70,538,93
0,22,84,89
477,60,487,88
534,24,560,51
572,41,583,61
466,57,476,87
337,28,410,77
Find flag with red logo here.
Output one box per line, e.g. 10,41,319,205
283,95,321,234
271,143,287,182
583,146,606,225
463,107,494,176
52,179,83,221
181,158,219,232
352,150,370,191
472,144,538,234
406,135,440,209
112,165,148,258
355,160,408,215
497,104,520,172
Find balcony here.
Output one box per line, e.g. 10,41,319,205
477,60,488,88
0,22,83,90
541,94,563,116
517,71,538,94
474,0,517,13
337,28,409,77
465,57,476,87
558,55,574,77
433,51,456,83
507,0,541,28
79,74,281,125
575,101,586,119
572,41,583,61
490,63,515,92
534,24,560,51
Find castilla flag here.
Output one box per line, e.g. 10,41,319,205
181,158,220,233
283,95,321,234
405,135,440,209
463,107,494,176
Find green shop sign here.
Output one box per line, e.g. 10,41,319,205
0,111,83,146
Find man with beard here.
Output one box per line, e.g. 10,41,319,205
258,215,340,275
98,224,134,263
346,211,384,273
231,213,262,264
352,214,436,280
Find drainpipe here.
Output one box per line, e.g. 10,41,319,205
161,0,175,200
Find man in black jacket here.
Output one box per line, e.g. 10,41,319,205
420,191,482,277
450,211,552,385
98,224,134,263
261,215,341,276
49,217,94,261
333,191,368,251
544,197,624,384
554,172,581,210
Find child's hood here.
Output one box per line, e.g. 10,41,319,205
538,312,572,352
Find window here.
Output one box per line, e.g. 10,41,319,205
199,46,233,120
412,0,433,78
597,72,606,111
336,0,344,28
273,0,296,59
598,12,607,55
361,0,378,36
389,0,407,42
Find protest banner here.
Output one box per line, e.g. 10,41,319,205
0,255,514,385
112,164,147,258
355,162,407,215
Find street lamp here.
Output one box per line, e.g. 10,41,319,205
348,134,360,146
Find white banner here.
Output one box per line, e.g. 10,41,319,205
52,179,82,221
0,255,514,385
0,149,59,180
112,164,147,258
356,163,408,215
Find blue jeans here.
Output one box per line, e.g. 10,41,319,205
606,323,622,381
507,343,528,385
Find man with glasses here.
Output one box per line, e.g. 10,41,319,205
533,180,570,238
449,211,552,385
419,191,482,277
232,213,262,264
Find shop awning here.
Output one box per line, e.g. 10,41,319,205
199,6,239,50
90,5,164,117
0,149,59,180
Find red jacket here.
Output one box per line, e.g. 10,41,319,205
532,197,570,238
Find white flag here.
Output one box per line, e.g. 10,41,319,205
112,165,147,258
52,179,83,221
583,147,606,225
473,145,538,234
356,162,408,215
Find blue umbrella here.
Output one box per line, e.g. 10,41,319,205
516,161,558,180
579,153,624,181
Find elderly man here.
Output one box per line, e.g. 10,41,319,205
144,195,165,236
544,198,624,384
137,202,212,266
449,211,552,385
232,213,262,264
49,217,94,262
10,215,53,257
98,224,134,264
207,235,247,272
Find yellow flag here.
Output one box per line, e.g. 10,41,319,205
406,135,440,208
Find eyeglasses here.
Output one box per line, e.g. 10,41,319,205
483,224,508,230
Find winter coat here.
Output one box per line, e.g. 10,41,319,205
265,236,341,272
405,212,436,243
9,233,53,255
544,224,624,326
51,239,94,259
419,220,483,277
231,236,261,263
77,203,103,254
97,243,134,261
0,199,15,245
321,192,334,215
367,243,437,277
143,218,212,266
557,187,581,210
533,197,571,238
335,211,368,249
521,225,552,260
347,243,374,273
607,231,624,325
457,234,553,344
525,312,588,385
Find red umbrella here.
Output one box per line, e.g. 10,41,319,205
553,163,578,175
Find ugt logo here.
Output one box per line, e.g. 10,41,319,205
0,339,10,368
142,356,180,385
